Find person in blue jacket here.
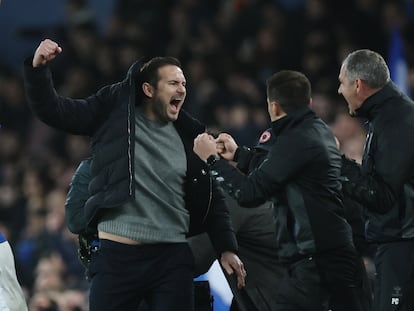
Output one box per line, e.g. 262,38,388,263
0,229,28,311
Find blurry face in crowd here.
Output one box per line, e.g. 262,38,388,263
338,63,363,116
147,65,186,123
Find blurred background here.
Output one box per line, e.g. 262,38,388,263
0,0,413,310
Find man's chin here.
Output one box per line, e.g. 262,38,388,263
168,109,181,121
349,108,357,117
167,113,179,122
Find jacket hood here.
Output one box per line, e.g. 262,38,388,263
126,58,146,108
126,58,146,82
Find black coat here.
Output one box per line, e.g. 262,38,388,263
342,82,414,242
23,59,237,254
210,108,354,258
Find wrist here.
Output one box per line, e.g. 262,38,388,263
206,154,220,166
233,147,241,162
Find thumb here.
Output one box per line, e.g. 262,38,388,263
221,261,234,276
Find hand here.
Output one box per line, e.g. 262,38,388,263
341,154,360,178
220,251,246,289
216,133,238,161
32,39,62,67
193,133,218,161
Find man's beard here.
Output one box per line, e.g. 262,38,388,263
152,99,170,124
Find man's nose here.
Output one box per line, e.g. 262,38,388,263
177,84,186,93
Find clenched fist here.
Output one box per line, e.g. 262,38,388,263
32,39,62,67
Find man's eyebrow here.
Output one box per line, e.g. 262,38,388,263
168,79,186,84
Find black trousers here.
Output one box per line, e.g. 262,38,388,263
315,245,365,311
89,240,194,311
273,256,330,311
398,264,414,311
372,240,414,311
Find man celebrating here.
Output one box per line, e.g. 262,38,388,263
194,70,363,311
24,39,245,311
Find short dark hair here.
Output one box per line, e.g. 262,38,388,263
139,57,182,87
266,70,311,113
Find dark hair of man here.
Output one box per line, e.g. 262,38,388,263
266,70,311,114
139,56,182,88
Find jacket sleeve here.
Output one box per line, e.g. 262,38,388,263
340,155,387,213
234,146,255,173
341,123,412,214
23,58,113,136
65,159,92,234
204,179,238,256
187,232,216,277
235,146,268,174
211,133,318,207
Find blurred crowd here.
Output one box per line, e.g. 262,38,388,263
0,0,413,310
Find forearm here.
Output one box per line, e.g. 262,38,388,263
204,184,238,254
211,160,268,207
23,58,102,135
234,146,255,174
341,155,397,214
187,233,216,277
24,59,62,125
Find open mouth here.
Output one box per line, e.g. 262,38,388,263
170,99,182,112
171,99,181,106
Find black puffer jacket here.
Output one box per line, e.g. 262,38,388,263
23,59,237,254
211,107,354,259
342,82,414,242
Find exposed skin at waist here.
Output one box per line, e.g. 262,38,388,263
98,231,144,245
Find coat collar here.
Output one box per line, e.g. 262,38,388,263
356,81,402,121
271,107,315,135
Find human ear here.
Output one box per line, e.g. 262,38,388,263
142,82,154,98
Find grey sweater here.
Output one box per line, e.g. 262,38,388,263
98,111,189,243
